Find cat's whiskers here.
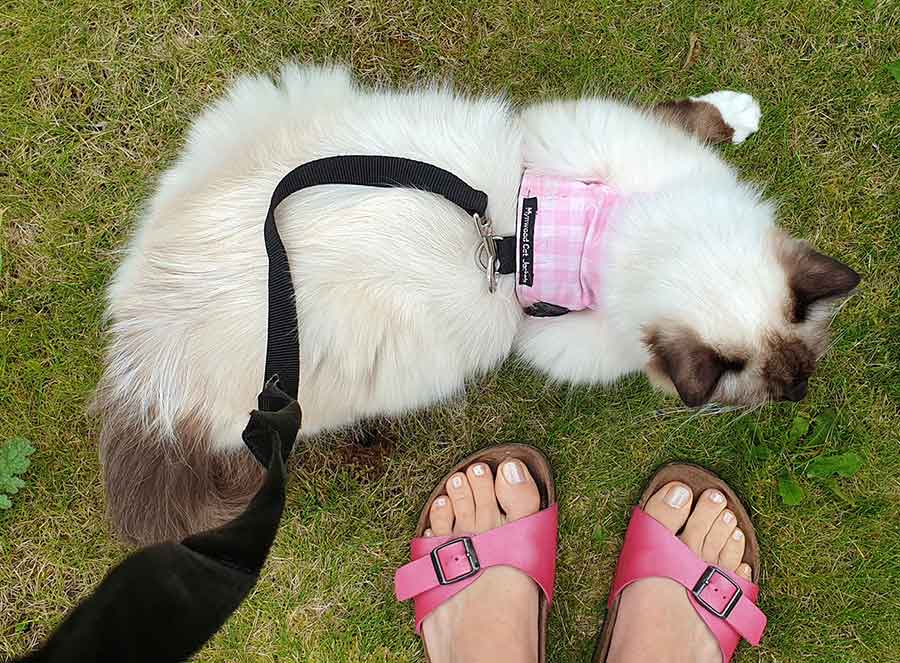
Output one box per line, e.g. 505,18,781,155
818,329,847,360
643,402,745,423
726,400,766,428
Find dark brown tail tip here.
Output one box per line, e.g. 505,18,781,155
12,428,290,663
98,402,264,546
653,98,735,145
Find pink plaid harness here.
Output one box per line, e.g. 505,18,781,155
515,170,621,313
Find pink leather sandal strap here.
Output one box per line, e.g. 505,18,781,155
395,504,558,633
609,508,767,662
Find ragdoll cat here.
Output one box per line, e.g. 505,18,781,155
94,64,859,545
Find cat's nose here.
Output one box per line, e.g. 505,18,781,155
784,379,808,401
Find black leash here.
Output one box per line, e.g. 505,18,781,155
242,155,514,442
16,408,297,663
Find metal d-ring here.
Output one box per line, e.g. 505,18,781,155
472,213,500,293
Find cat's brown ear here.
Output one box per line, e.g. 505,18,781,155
646,329,731,407
781,240,861,321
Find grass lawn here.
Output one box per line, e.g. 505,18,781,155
2,0,899,661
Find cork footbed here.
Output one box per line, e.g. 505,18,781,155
413,444,555,663
593,463,761,662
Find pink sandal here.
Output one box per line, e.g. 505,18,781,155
394,444,558,663
594,463,768,662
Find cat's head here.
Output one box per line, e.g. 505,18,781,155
632,192,859,407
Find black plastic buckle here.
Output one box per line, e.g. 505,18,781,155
430,537,480,585
692,566,742,619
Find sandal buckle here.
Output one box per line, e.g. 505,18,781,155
430,536,481,585
692,566,742,619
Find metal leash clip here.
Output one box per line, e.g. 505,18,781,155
472,213,501,293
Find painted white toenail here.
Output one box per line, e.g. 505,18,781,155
435,497,447,507
451,476,463,489
708,491,725,503
503,461,524,485
733,529,744,540
723,511,734,524
665,485,690,508
472,464,485,477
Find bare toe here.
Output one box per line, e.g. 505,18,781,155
609,477,757,663
421,455,543,663
466,463,502,532
642,482,693,533
701,509,737,564
680,489,727,553
429,496,454,536
495,459,540,521
718,528,747,572
446,473,476,533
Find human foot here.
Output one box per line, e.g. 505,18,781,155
421,458,542,663
607,482,754,663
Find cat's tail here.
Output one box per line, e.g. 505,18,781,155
91,375,264,546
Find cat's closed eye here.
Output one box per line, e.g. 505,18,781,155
722,358,747,373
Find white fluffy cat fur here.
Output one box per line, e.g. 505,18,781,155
95,64,859,544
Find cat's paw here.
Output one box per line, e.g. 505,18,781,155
690,91,761,144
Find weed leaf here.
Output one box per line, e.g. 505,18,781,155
886,60,900,82
0,437,35,476
807,408,837,447
750,445,772,462
786,415,810,444
0,475,25,494
807,452,864,479
778,475,804,505
824,478,856,506
0,437,35,507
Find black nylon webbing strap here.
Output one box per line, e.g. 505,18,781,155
258,155,493,409
495,236,516,275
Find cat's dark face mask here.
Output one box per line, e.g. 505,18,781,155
643,239,860,408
